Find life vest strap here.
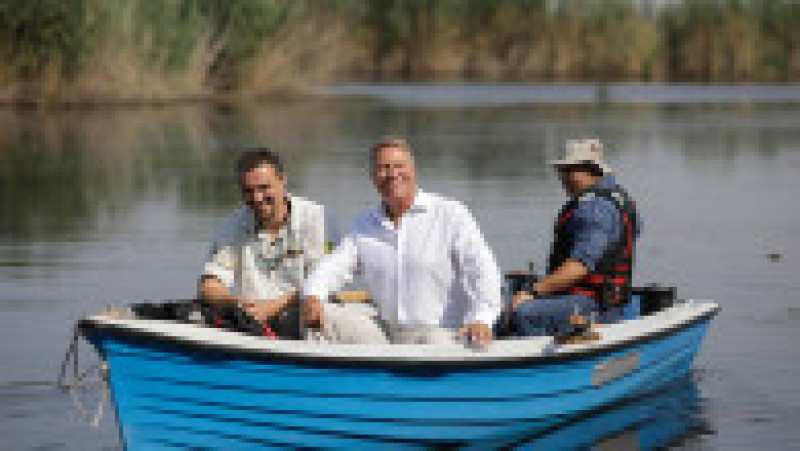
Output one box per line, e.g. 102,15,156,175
567,287,598,298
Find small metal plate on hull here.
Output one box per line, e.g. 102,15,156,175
592,350,640,387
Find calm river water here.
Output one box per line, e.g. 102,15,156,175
1,85,799,449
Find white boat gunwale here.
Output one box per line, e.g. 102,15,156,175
79,300,719,368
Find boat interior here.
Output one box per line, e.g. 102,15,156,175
83,288,719,362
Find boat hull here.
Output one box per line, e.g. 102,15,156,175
83,302,717,449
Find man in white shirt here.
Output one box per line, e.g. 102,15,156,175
302,137,501,346
200,149,324,339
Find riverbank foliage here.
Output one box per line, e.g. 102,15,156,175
1,0,798,104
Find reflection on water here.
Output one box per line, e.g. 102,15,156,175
513,377,706,450
1,93,800,449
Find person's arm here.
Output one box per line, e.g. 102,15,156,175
451,203,502,346
240,292,299,321
199,274,298,321
512,259,591,309
531,259,589,297
199,274,240,306
517,199,620,304
301,230,359,327
200,233,240,307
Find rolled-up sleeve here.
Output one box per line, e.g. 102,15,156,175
203,240,237,289
202,213,244,289
451,204,502,327
568,199,621,272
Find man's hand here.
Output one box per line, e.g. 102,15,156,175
240,293,298,322
511,290,535,311
301,295,325,328
536,259,589,295
236,297,258,318
459,322,493,347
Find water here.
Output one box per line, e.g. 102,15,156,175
1,85,800,449
322,83,800,106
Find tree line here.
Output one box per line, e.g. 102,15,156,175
1,0,798,104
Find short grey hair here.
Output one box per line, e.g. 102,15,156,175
369,136,415,171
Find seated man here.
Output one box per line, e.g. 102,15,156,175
511,139,641,336
302,137,501,346
199,148,324,339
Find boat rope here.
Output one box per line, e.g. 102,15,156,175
56,327,109,428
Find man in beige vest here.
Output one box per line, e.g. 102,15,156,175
200,149,325,338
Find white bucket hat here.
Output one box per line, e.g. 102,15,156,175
549,138,613,174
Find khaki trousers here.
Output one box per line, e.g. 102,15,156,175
306,303,462,345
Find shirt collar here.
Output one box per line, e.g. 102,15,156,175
374,187,429,227
409,187,432,213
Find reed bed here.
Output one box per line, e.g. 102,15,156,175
0,0,798,105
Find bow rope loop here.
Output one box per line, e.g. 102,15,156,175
56,326,109,428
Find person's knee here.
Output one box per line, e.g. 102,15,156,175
514,300,546,318
324,304,389,344
510,302,548,336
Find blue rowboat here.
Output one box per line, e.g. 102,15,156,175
77,299,718,449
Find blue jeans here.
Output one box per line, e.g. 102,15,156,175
511,294,623,337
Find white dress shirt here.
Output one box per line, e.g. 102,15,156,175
303,189,501,328
204,195,324,300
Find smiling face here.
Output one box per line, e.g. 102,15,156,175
240,163,286,224
371,145,417,206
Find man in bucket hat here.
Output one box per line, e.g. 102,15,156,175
510,139,641,337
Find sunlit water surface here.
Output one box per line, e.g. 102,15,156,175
1,86,800,449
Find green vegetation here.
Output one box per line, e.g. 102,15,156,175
0,0,798,104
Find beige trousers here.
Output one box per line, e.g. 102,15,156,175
306,302,462,345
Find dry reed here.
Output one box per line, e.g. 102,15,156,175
0,0,797,106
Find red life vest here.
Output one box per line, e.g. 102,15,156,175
547,187,638,309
